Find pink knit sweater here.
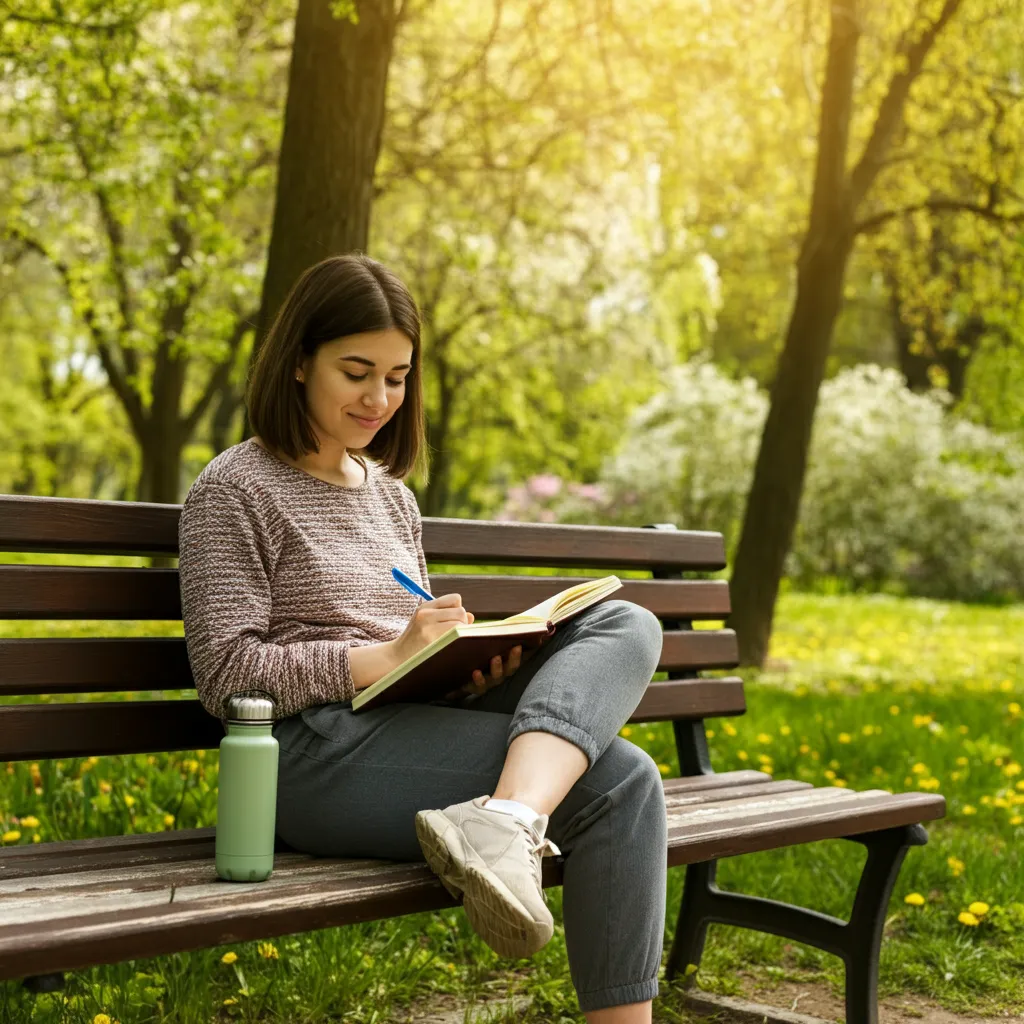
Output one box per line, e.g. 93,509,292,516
177,438,431,723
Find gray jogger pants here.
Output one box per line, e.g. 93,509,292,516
271,598,669,1013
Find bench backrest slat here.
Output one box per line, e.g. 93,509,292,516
0,567,729,620
0,630,738,698
2,678,746,760
0,496,725,570
0,494,742,764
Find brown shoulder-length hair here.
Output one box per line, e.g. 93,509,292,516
245,252,428,483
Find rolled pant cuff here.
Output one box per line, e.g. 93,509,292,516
506,715,600,770
576,976,660,1013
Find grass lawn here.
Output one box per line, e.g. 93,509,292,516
2,587,1022,1022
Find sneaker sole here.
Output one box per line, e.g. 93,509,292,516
415,809,553,958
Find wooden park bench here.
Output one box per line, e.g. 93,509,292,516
0,493,946,1022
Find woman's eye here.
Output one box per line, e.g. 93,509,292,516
344,372,405,387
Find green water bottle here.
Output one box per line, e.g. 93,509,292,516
215,694,278,882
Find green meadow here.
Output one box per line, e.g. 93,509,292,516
2,588,1022,1022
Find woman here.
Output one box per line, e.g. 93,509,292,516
177,252,668,1023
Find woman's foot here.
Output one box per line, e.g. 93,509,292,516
414,794,562,958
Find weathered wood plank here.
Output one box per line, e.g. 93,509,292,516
0,788,946,981
0,494,726,568
0,569,730,623
0,628,737,698
0,675,746,762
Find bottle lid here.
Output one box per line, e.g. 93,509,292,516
225,694,276,724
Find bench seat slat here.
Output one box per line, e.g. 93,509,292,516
0,782,945,981
0,680,747,762
0,495,727,569
0,568,730,622
0,780,811,898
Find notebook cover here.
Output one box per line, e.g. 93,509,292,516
351,623,554,713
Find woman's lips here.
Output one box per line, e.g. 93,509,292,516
349,413,382,428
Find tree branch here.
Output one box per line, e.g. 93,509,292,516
181,307,259,436
847,0,965,209
11,228,147,435
854,197,1024,235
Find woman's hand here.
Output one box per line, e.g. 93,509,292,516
393,593,475,663
441,645,524,703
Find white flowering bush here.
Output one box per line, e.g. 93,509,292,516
494,361,1024,601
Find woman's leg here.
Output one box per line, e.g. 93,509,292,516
465,599,668,1015
272,599,667,1015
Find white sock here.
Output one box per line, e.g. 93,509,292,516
483,797,542,831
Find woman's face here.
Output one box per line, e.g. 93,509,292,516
298,328,414,449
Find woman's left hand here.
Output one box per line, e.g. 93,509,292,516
442,645,524,703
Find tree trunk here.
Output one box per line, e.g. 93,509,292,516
727,0,963,666
242,0,400,441
727,0,861,667
728,233,855,665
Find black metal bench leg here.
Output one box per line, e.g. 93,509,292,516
665,860,716,982
843,823,929,1024
22,973,66,994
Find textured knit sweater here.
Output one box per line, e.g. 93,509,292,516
177,438,432,724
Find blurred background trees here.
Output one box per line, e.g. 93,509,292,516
2,0,1021,662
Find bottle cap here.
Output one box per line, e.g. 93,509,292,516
225,695,276,724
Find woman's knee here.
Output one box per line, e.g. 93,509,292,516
599,599,664,668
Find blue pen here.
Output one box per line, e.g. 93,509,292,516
392,566,434,601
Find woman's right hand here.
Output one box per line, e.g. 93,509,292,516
393,593,475,663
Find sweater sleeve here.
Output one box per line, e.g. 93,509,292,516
178,480,367,722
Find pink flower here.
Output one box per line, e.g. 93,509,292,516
573,484,605,501
538,509,556,522
527,474,562,498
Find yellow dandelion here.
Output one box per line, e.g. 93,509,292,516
258,942,279,959
20,816,39,828
963,805,977,815
956,756,969,767
999,680,1012,692
947,856,965,877
958,911,980,927
706,729,715,739
757,733,773,744
98,780,112,794
657,763,671,775
904,893,925,906
1010,816,1022,826
223,998,238,1006
799,744,811,754
620,726,632,737
824,769,836,780
958,725,970,735
968,902,989,917
911,763,928,775
737,751,748,761
1003,763,1021,778
123,795,135,808
912,714,933,728
1008,702,1021,716
889,705,900,716
221,951,238,964
758,754,773,765
780,725,792,736
723,723,737,737
92,1016,112,1024
1016,781,1024,792
163,814,175,827
834,779,848,788
838,733,852,744
862,725,874,736
2,831,21,843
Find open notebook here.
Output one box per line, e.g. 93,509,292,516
350,575,623,712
